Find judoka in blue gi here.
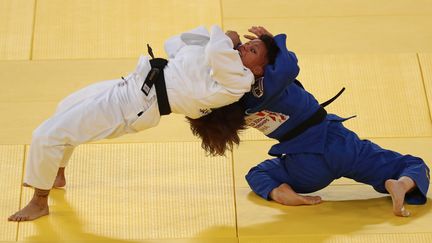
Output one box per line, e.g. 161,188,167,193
241,27,430,217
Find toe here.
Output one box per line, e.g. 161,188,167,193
303,196,321,205
313,196,322,204
8,213,18,221
400,206,411,217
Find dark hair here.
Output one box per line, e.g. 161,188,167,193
186,36,278,156
186,101,247,156
259,34,278,65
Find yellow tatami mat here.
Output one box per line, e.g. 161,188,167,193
233,137,432,242
418,53,432,120
233,137,432,187
236,185,432,243
2,0,432,242
0,145,25,242
32,0,221,60
0,102,57,145
0,59,136,103
241,53,432,140
18,143,236,242
298,54,432,138
222,0,432,18
224,14,432,54
0,60,196,144
2,53,429,144
0,0,34,60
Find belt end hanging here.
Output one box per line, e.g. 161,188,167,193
147,44,155,59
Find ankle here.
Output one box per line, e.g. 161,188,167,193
399,176,415,191
30,189,50,206
29,197,48,208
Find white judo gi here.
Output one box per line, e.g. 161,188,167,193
25,25,254,190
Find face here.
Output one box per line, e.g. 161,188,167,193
238,39,268,77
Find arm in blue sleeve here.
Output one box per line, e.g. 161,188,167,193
245,34,300,114
263,34,300,93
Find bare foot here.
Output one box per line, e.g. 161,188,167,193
385,179,410,217
270,183,322,206
8,189,50,222
53,167,66,188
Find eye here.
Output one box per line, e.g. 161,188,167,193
251,49,257,54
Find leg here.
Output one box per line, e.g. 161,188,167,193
24,146,74,189
24,167,67,188
326,121,430,217
13,75,157,221
53,167,66,188
355,145,429,217
8,188,50,221
345,137,429,216
385,176,415,217
245,158,286,201
15,81,125,221
53,146,75,188
246,156,329,206
23,167,66,188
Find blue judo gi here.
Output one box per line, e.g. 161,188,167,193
242,34,430,204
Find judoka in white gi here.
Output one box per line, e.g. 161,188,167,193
9,25,272,221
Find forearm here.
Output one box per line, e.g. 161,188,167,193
225,30,241,49
206,26,254,92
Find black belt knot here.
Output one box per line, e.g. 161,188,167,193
140,44,171,116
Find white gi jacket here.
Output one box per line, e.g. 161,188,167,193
24,25,254,190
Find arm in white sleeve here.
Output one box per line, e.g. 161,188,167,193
205,25,254,94
164,26,210,58
164,35,185,59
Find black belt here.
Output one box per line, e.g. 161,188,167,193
279,87,345,141
279,106,327,141
140,44,171,116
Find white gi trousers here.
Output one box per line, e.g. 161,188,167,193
24,56,160,190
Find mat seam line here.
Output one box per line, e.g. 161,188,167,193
416,53,432,123
15,144,27,241
29,0,38,60
224,14,432,20
230,148,239,241
219,0,224,30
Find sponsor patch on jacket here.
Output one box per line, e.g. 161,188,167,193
252,77,264,98
245,110,289,135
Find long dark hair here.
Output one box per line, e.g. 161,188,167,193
187,34,279,156
186,101,247,156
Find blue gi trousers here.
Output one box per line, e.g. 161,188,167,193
246,118,430,205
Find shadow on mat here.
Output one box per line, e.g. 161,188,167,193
196,190,432,242
17,189,138,243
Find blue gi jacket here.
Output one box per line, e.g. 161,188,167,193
243,34,429,205
241,34,342,156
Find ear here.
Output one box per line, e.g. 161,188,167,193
252,65,264,77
